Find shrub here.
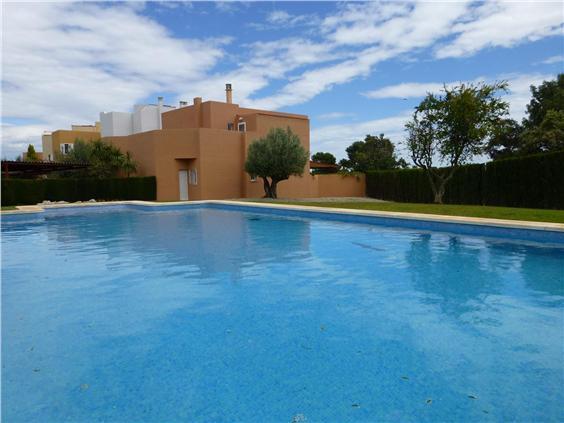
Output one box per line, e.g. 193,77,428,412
1,177,157,206
366,151,564,209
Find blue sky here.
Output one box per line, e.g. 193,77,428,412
2,1,563,160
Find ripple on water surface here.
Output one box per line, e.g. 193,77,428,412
2,207,563,422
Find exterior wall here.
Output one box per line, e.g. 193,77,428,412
198,129,245,199
316,174,366,197
42,133,53,161
104,98,365,201
71,123,99,132
101,105,175,137
106,129,200,202
162,103,201,129
51,130,100,158
100,112,133,137
162,101,240,130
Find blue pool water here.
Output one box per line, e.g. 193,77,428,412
2,205,563,422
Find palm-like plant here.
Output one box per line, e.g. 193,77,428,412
121,151,137,177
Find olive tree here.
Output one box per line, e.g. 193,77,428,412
406,81,509,203
245,127,308,199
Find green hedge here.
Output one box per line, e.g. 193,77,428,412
366,151,564,209
1,176,156,206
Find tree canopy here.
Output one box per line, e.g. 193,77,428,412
245,127,308,198
311,151,337,165
339,134,406,172
406,81,509,203
524,73,564,128
486,74,563,159
63,139,137,178
25,144,39,161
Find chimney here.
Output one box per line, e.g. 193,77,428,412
179,100,188,107
157,96,164,129
225,83,232,104
193,97,202,105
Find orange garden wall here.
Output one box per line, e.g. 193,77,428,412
316,173,366,197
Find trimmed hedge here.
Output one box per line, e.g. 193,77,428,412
1,176,156,206
366,151,564,209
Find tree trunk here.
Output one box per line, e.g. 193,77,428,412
433,182,446,204
270,180,278,199
262,177,273,198
427,167,456,204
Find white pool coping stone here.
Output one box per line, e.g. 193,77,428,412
2,199,563,233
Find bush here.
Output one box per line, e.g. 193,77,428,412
1,177,156,206
366,151,564,209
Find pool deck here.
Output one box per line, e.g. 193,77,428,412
2,200,564,233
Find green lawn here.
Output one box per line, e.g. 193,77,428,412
1,206,17,211
249,200,564,224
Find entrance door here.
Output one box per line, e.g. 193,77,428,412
179,170,189,201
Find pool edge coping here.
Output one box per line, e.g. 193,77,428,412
2,200,563,233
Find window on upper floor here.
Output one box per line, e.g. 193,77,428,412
238,122,246,132
60,143,73,155
227,123,234,131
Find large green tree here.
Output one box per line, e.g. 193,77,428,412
524,73,563,128
521,109,564,153
25,144,39,161
484,118,524,160
311,151,337,165
406,81,509,203
486,74,564,159
245,127,308,199
339,134,405,172
65,139,137,178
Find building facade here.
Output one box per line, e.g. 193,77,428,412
105,85,365,201
41,123,101,161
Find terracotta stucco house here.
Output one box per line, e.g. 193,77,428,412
41,123,101,161
105,85,365,201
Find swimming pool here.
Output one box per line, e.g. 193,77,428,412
2,204,563,422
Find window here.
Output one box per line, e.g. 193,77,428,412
189,169,198,185
250,175,257,182
238,121,246,132
60,143,73,155
227,122,234,131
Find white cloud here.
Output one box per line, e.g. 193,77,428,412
327,2,468,48
2,1,562,158
363,82,446,99
361,73,554,120
539,55,564,65
248,10,319,31
436,2,563,58
248,2,469,110
317,112,355,120
1,2,226,158
501,73,554,121
311,112,412,160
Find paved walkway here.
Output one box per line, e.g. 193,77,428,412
236,196,387,203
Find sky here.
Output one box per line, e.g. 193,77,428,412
1,1,563,161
